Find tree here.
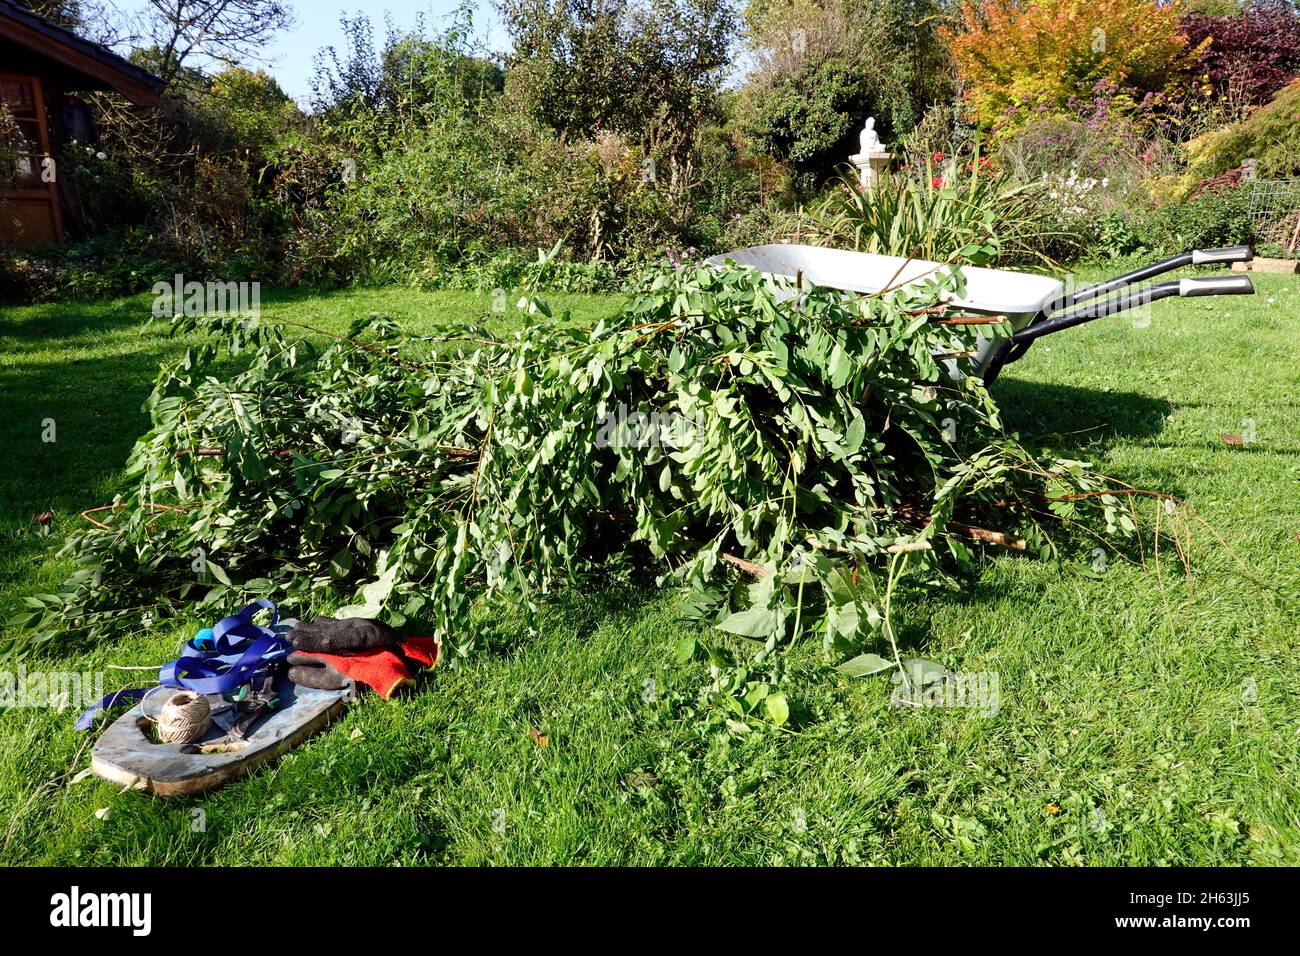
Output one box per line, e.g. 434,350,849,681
943,0,1204,132
310,9,503,119
16,0,89,28
494,0,737,160
136,0,296,85
16,0,134,47
739,0,954,186
207,67,301,156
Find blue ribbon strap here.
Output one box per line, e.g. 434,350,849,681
75,600,291,732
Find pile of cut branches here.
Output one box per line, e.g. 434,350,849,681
17,257,1129,722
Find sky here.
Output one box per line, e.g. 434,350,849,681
104,0,512,104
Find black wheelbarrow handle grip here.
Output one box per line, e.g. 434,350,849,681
1011,275,1256,345
1059,246,1254,308
1178,275,1255,296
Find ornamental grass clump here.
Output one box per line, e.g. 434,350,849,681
19,257,1129,723
810,155,1077,269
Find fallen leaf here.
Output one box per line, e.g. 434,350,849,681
94,807,111,821
33,511,53,525
625,771,659,789
529,727,549,748
1220,433,1245,446
1043,803,1061,815
348,728,364,742
71,767,94,784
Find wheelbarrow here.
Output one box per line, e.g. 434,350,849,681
704,244,1255,383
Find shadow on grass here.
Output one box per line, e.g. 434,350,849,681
0,285,393,520
992,377,1173,452
0,285,372,346
457,579,661,660
0,347,176,521
0,297,149,346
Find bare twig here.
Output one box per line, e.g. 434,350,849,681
722,552,767,577
930,314,1006,326
80,503,187,530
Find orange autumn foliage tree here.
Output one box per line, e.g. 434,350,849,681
943,0,1206,132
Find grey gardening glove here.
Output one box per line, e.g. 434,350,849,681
287,616,399,653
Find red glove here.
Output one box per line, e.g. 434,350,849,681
289,637,439,700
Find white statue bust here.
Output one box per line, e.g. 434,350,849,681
859,117,882,154
850,117,891,187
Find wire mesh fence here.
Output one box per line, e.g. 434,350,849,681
1247,178,1300,249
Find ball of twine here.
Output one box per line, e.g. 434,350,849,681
157,690,212,744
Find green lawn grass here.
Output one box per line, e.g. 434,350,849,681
1,271,1297,865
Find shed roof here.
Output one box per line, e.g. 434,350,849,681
0,0,164,106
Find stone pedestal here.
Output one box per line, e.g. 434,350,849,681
849,150,891,189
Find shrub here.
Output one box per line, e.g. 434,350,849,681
276,9,781,287
1087,183,1255,258
1090,212,1149,259
992,79,1183,250
1134,184,1255,253
413,247,624,293
896,103,977,174
285,107,686,284
1180,1,1300,108
710,201,807,252
995,80,1158,188
678,120,800,251
0,230,264,304
1186,77,1300,180
944,0,1203,134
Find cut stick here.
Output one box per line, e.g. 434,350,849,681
929,314,1006,326
180,445,479,459
179,447,294,458
722,552,768,577
722,516,1023,578
946,520,1026,550
893,505,1026,550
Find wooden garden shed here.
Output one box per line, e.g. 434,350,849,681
1,0,163,247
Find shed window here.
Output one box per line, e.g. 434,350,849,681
1,77,49,190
